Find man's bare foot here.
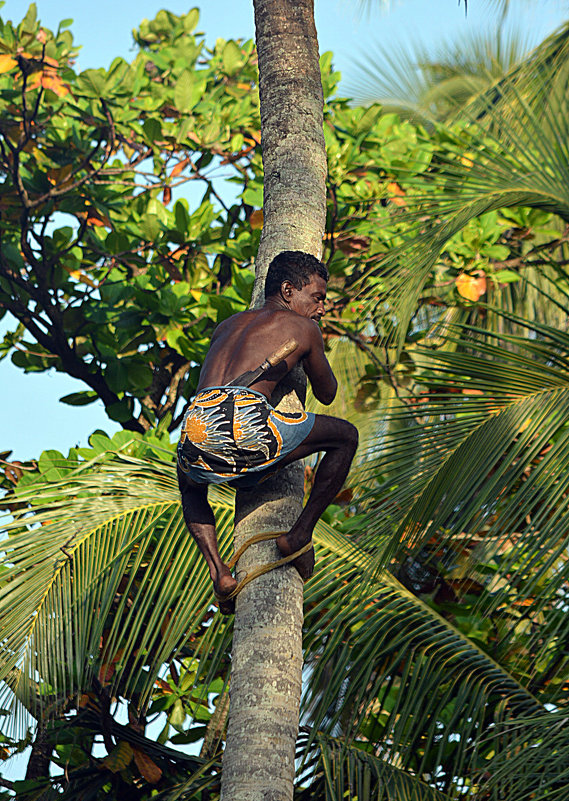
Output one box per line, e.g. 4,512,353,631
276,531,315,581
213,566,238,615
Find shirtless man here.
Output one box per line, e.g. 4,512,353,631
177,250,358,612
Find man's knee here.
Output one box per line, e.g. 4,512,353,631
340,420,359,454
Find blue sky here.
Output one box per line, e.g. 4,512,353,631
1,0,567,461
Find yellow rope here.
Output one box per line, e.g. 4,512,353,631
227,529,287,570
220,530,313,602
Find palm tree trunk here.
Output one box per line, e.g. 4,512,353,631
250,0,327,305
220,2,327,800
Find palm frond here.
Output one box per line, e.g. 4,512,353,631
0,452,235,722
297,516,548,793
357,320,569,664
296,731,448,801
306,319,569,789
475,709,569,801
151,752,222,801
346,25,534,120
361,24,569,347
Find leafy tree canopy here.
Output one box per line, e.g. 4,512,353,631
0,4,262,432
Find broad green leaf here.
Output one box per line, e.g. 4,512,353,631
173,69,194,113
59,391,99,406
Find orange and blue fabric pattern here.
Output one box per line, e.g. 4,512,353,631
177,386,315,486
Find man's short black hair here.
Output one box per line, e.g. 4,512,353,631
264,251,329,299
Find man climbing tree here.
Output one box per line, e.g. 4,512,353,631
177,251,358,613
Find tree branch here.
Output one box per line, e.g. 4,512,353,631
30,101,116,208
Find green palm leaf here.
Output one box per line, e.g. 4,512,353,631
361,24,569,347
476,710,569,801
351,318,569,686
296,516,548,794
296,731,448,800
0,452,235,720
346,26,534,121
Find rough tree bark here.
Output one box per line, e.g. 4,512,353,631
220,2,327,800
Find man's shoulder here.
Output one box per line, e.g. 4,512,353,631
265,307,316,326
214,307,318,342
265,308,319,337
212,309,254,336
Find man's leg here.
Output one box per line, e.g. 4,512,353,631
177,467,238,607
274,415,358,579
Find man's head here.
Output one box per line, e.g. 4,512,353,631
265,251,329,321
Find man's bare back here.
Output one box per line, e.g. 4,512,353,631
197,276,336,404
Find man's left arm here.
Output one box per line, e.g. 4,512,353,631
303,321,337,405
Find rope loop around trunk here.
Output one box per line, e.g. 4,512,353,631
221,531,311,600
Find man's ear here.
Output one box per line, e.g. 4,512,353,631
280,280,295,300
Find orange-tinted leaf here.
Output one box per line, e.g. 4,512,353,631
169,157,190,178
79,692,100,710
76,207,111,228
40,72,69,97
456,271,487,301
99,647,125,684
25,62,69,96
162,186,172,205
99,663,115,684
0,55,17,73
387,181,407,207
170,246,189,260
245,130,261,145
133,748,163,784
155,678,173,694
249,209,264,229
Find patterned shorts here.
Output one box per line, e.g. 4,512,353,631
177,386,315,487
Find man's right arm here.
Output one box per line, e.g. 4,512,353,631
302,321,337,405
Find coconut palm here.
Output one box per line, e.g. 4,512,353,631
219,1,328,799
